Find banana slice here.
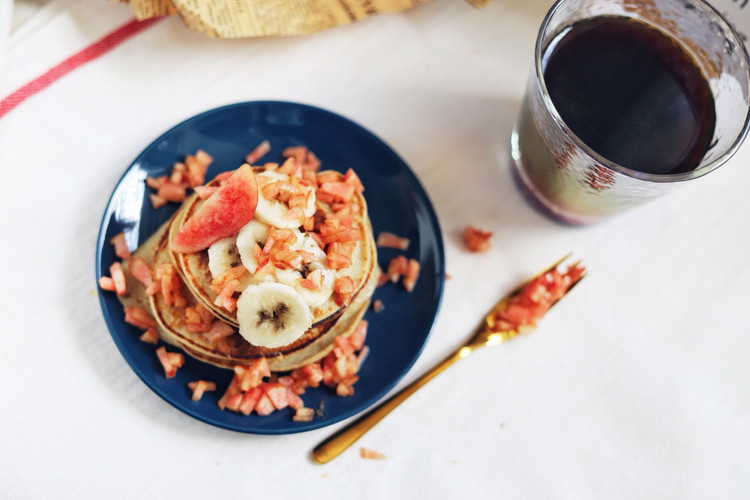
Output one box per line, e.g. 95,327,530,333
254,171,316,229
236,282,313,348
207,236,240,278
274,234,334,307
236,219,270,276
207,235,254,291
275,266,335,308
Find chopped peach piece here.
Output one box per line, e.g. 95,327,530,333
149,193,168,209
386,255,408,283
376,231,410,250
156,346,184,379
292,407,315,422
123,305,157,330
246,140,271,165
109,261,127,296
98,276,116,292
128,256,153,287
360,447,386,459
193,185,219,199
139,328,160,344
403,258,421,292
109,232,131,260
188,380,217,401
157,181,187,202
463,226,493,253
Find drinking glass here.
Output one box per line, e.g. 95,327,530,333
510,0,750,225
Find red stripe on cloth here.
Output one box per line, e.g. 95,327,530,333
0,16,164,120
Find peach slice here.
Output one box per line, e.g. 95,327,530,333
171,164,258,253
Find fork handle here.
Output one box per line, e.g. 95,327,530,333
311,347,469,464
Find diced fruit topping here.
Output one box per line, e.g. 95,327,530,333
149,193,168,209
384,256,420,292
128,256,153,287
139,328,160,344
188,380,217,401
245,140,271,165
124,305,157,330
292,407,315,422
488,263,586,330
215,320,370,418
463,225,493,253
376,231,410,250
333,275,355,306
387,255,408,283
156,346,185,379
109,262,127,296
98,276,116,292
109,232,131,260
193,185,219,199
155,263,186,308
403,259,420,292
360,447,386,459
145,150,214,208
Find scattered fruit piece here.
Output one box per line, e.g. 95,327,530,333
245,140,271,165
360,447,386,459
124,305,157,330
488,263,586,330
188,380,217,401
292,407,315,422
139,328,160,344
463,226,493,253
156,346,185,379
376,231,410,250
109,261,127,296
109,232,131,260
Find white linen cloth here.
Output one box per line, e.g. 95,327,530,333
2,0,750,498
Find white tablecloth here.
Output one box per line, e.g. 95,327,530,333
3,0,750,498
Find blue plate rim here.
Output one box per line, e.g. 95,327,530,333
95,100,445,434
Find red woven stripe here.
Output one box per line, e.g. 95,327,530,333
0,16,163,120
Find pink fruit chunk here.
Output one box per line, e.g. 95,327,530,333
171,164,258,253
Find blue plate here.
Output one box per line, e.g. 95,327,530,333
96,101,445,434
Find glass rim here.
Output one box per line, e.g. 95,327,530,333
534,0,750,183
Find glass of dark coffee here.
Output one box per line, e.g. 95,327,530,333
510,0,750,225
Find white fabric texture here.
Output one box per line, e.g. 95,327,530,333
2,0,750,498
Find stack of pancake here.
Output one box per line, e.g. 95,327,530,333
120,165,379,372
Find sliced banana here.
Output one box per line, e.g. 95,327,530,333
254,170,316,229
275,265,335,308
236,219,271,276
207,235,254,291
274,234,334,307
236,282,313,348
207,236,240,278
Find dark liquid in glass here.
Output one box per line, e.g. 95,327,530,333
543,16,716,175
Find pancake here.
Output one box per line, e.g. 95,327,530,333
164,259,378,371
169,167,375,329
119,165,379,372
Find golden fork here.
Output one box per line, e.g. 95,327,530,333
311,254,585,464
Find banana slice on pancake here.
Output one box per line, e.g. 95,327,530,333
235,219,270,278
254,170,316,229
207,236,239,277
275,265,335,308
236,282,313,348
